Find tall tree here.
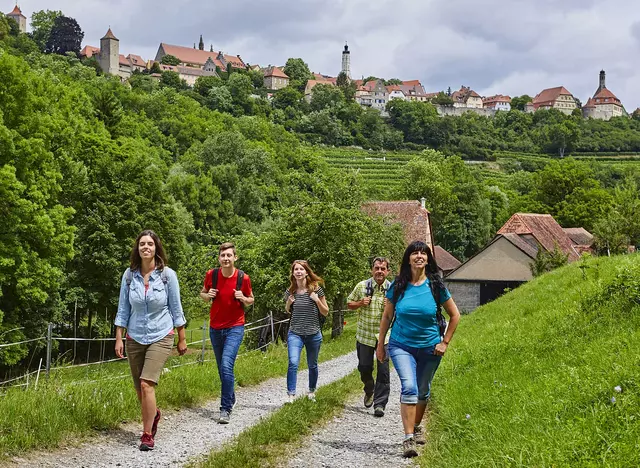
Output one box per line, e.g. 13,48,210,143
160,54,180,66
283,58,312,91
30,9,62,51
45,15,83,55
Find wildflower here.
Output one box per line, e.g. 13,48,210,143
614,386,622,393
465,414,471,420
610,397,616,404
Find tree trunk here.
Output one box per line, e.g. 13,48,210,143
331,296,344,339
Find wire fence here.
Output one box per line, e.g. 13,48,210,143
0,308,357,391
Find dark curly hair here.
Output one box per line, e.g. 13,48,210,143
391,240,443,304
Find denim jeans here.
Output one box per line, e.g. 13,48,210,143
287,330,322,395
210,325,244,412
388,340,442,404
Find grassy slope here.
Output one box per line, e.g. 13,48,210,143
421,254,640,467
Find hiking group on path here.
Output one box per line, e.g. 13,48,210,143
115,230,460,459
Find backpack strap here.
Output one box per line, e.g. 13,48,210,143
210,268,220,290
160,268,169,299
236,270,245,303
365,278,374,297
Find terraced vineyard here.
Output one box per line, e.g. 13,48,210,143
319,148,416,199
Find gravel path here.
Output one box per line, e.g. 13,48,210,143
286,371,417,468
11,351,357,468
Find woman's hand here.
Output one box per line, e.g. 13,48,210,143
177,338,188,356
115,338,124,358
376,342,386,362
434,342,448,356
285,294,295,313
309,291,319,303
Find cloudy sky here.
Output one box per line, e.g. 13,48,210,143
11,0,640,109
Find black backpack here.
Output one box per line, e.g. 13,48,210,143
210,268,245,303
429,273,448,338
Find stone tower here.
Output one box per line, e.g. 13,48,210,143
597,70,606,92
199,35,204,51
7,5,27,33
341,42,351,79
99,28,120,76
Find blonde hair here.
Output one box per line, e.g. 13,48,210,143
288,260,324,294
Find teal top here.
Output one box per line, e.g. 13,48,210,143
386,278,451,348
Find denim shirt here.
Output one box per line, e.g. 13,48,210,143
114,267,186,345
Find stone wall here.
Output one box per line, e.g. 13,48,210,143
436,106,497,118
445,281,480,313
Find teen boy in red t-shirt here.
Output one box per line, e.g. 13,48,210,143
200,242,254,424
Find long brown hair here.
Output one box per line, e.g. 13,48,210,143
288,260,324,294
129,230,168,271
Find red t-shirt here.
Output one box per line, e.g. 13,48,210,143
204,269,252,329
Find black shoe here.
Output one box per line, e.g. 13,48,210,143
374,406,385,417
364,392,374,408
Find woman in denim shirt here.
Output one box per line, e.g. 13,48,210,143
376,241,461,458
114,230,187,451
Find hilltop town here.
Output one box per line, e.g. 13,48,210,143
5,4,632,122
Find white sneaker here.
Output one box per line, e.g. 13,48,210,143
307,392,316,402
285,394,295,404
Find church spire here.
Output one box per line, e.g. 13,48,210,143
199,34,204,51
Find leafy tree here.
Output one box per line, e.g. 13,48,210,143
385,78,403,85
45,15,84,56
161,54,181,66
160,71,187,90
592,210,629,256
149,61,162,74
92,87,123,136
30,9,62,50
128,73,158,93
530,246,569,277
193,75,223,96
432,92,454,106
206,86,233,113
283,58,312,90
336,71,349,87
227,73,254,115
272,86,303,110
363,76,379,84
310,83,345,111
511,95,532,111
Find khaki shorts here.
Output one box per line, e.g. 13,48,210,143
126,334,174,391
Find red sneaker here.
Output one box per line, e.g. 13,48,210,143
139,432,155,451
151,408,161,437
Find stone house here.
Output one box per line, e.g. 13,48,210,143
531,86,577,114
451,86,483,108
263,66,289,90
155,43,246,70
483,94,511,111
446,213,589,312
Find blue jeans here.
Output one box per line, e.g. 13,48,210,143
388,340,442,404
210,325,244,412
287,331,322,395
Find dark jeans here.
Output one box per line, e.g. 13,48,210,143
357,341,390,409
210,325,244,412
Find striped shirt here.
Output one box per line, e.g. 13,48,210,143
347,278,390,347
285,287,325,336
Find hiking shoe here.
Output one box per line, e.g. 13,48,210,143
364,392,374,408
374,406,385,417
218,410,230,424
139,432,154,451
151,408,161,438
414,425,426,444
307,392,316,402
402,437,418,458
285,394,295,404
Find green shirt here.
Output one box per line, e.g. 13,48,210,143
347,278,390,347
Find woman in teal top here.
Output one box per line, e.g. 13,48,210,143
377,240,461,458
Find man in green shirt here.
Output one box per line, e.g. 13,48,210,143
347,257,391,417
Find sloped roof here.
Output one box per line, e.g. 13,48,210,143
362,201,434,249
8,5,25,17
452,86,482,103
501,233,538,259
264,66,288,79
158,43,246,69
102,28,119,40
483,94,511,105
80,45,100,58
434,246,461,272
118,54,131,67
127,54,146,66
497,213,579,261
532,86,574,108
563,227,594,246
583,97,597,109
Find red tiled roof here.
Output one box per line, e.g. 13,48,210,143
434,246,461,273
8,5,25,16
500,233,539,259
452,86,482,103
80,45,100,58
402,80,422,87
497,213,580,261
532,86,574,108
583,97,596,109
305,79,335,94
159,43,246,69
362,201,434,249
127,54,146,67
264,66,288,79
102,28,118,40
483,94,511,105
119,54,131,67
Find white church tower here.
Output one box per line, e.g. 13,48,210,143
99,28,120,76
341,42,351,79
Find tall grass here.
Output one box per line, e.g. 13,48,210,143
421,254,640,466
0,325,357,459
